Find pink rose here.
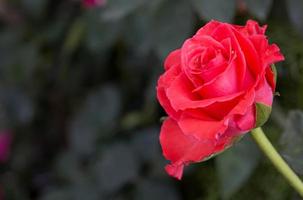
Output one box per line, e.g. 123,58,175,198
83,0,106,8
0,131,12,163
156,20,284,179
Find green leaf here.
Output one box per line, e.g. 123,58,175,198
152,0,194,59
101,0,147,21
84,10,121,53
135,179,180,200
255,102,272,128
216,135,261,199
130,127,160,163
190,0,236,22
123,9,153,55
286,0,303,34
280,110,303,175
62,17,85,56
243,0,273,21
69,85,121,156
94,142,139,193
20,0,47,19
40,188,72,200
0,87,34,126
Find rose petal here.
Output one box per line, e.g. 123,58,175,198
196,20,222,36
181,36,227,86
228,89,255,116
160,118,214,179
166,72,245,111
264,44,285,64
255,76,273,106
266,66,276,91
211,24,248,87
178,113,227,140
234,105,256,131
164,49,181,70
165,164,184,180
157,65,182,120
249,35,284,67
233,20,267,35
195,57,238,98
232,28,262,77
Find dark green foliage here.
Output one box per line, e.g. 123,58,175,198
280,110,303,175
1,0,303,199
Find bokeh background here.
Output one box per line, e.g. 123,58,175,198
0,0,303,199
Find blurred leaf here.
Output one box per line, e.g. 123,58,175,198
101,0,147,21
3,173,31,200
0,30,38,84
121,111,144,130
123,10,153,55
0,87,34,126
20,0,48,19
85,10,121,53
271,64,278,84
243,0,273,21
190,0,236,22
94,142,139,193
131,127,160,163
286,0,303,34
62,17,86,56
40,183,100,200
70,183,100,200
280,110,303,175
40,188,72,200
54,152,86,183
216,135,261,199
152,0,194,58
135,179,181,200
69,85,121,156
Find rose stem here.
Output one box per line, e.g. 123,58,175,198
251,127,303,197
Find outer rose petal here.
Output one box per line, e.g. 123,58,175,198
249,35,284,69
264,44,285,65
160,118,214,179
178,113,227,140
234,105,256,131
164,49,181,70
232,27,262,76
157,64,182,120
83,0,105,8
196,20,221,36
266,66,276,91
233,20,267,36
255,76,273,106
166,71,245,111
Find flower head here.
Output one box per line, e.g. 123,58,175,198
157,20,284,179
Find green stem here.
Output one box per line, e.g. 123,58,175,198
251,127,303,197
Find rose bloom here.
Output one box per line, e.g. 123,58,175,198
0,131,12,163
83,0,105,8
156,20,284,179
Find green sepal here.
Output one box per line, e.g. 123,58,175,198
160,116,168,123
271,64,277,84
255,102,272,128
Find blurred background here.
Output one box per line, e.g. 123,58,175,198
0,0,303,199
